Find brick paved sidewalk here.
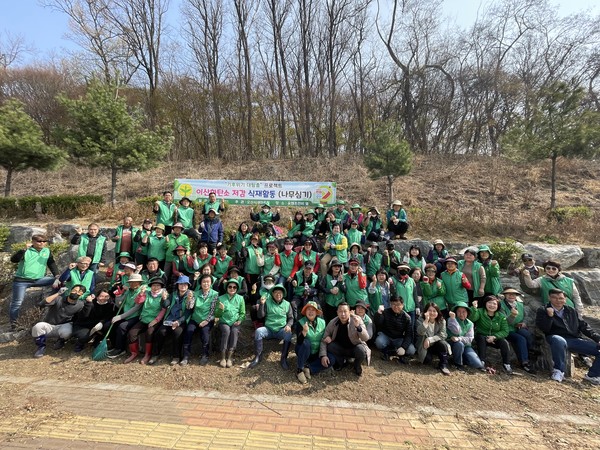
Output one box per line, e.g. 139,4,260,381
0,375,598,449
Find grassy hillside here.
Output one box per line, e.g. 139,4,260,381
2,155,599,244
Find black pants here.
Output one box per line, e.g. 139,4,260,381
327,341,367,375
153,324,184,358
475,334,511,365
423,341,448,366
388,221,408,236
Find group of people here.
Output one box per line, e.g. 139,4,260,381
6,191,600,386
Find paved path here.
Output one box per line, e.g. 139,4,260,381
0,376,598,449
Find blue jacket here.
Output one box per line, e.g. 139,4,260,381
200,218,224,244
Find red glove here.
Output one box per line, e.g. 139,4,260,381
461,274,472,290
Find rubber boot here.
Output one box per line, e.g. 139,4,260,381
124,342,139,364
280,340,291,370
140,343,153,365
439,352,450,376
248,340,263,368
219,350,227,368
226,350,234,368
34,335,46,358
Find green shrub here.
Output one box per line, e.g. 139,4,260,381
0,224,9,250
538,234,561,245
549,206,592,223
490,239,522,269
0,198,18,217
137,195,161,207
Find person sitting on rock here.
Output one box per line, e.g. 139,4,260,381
508,253,544,295
536,288,600,385
321,302,370,376
374,296,415,362
31,284,88,357
71,223,107,274
10,234,60,330
141,257,167,285
523,260,584,316
500,288,536,374
426,239,448,275
71,289,116,353
446,302,484,371
385,200,409,240
363,207,387,242
249,284,293,369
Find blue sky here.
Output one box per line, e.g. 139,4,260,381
1,0,597,66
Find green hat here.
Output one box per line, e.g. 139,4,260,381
271,284,287,296
118,251,132,260
336,200,346,206
225,278,240,288
452,302,470,312
313,204,324,210
305,209,315,216
351,203,361,209
261,202,271,209
477,244,493,256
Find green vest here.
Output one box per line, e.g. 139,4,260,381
263,253,278,275
165,233,190,262
178,206,195,229
366,253,382,277
441,270,469,307
384,250,401,272
78,234,106,264
407,257,424,270
333,209,349,223
392,277,416,312
244,246,263,275
141,269,165,284
421,278,447,311
366,217,382,236
217,293,245,326
258,211,273,223
265,297,291,332
447,318,474,346
115,225,139,254
156,200,176,226
327,234,347,264
344,273,367,307
280,251,296,278
287,222,303,238
213,255,232,279
346,228,362,247
147,234,167,261
140,291,164,324
67,269,94,293
458,260,483,294
233,231,252,253
540,276,575,308
303,220,317,237
298,316,326,354
122,285,144,318
203,200,221,215
189,289,219,323
293,272,319,296
324,274,345,307
482,262,502,295
15,247,50,280
500,300,525,332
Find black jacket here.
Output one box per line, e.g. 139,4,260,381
536,304,600,342
374,308,413,348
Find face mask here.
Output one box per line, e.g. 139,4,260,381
399,270,409,276
262,208,269,214
68,293,80,300
284,244,293,251
264,283,274,290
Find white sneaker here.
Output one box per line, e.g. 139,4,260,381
583,374,600,385
503,364,513,374
551,369,564,382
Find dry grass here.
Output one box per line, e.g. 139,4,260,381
1,155,599,243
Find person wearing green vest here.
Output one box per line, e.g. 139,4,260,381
148,275,191,365
201,191,225,217
390,264,418,331
421,264,447,313
446,302,484,371
345,220,364,247
215,278,245,368
164,223,191,286
320,223,348,277
470,295,512,373
365,242,383,278
107,273,146,358
333,200,349,226
458,247,486,305
291,260,320,321
363,207,387,242
287,211,305,241
382,242,402,276
291,240,319,280
133,219,154,265
347,243,365,272
231,222,252,254
71,223,107,274
347,204,365,230
403,245,426,271
321,258,347,323
313,205,327,224
280,238,297,298
441,258,471,311
367,269,391,313
142,224,167,269
111,216,139,260
250,202,280,234
153,191,177,234
385,200,409,240
250,284,293,369
58,256,95,295
500,288,536,373
523,259,584,315
354,300,374,340
241,234,264,288
177,197,201,241
124,277,168,364
295,301,333,383
344,258,368,307
477,245,502,295
181,274,220,365
302,210,318,245
10,234,60,328
262,241,282,282
211,244,233,281
141,257,167,285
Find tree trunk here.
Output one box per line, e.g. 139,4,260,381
111,166,118,207
550,152,557,210
4,166,13,197
387,175,394,205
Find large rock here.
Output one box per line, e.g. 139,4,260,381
4,226,47,251
581,247,600,269
563,269,600,307
523,243,583,269
373,239,432,256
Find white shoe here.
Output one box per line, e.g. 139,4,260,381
551,369,564,382
583,374,600,385
503,364,513,374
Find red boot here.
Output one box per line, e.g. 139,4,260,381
124,342,139,364
140,343,153,365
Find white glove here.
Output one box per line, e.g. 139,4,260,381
58,287,68,295
89,322,103,335
396,347,406,356
53,280,62,289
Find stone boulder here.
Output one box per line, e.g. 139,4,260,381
581,247,600,269
4,226,47,251
523,243,583,269
563,269,600,307
373,239,432,257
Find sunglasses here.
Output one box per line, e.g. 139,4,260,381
227,286,237,289
34,240,48,243
545,266,558,270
